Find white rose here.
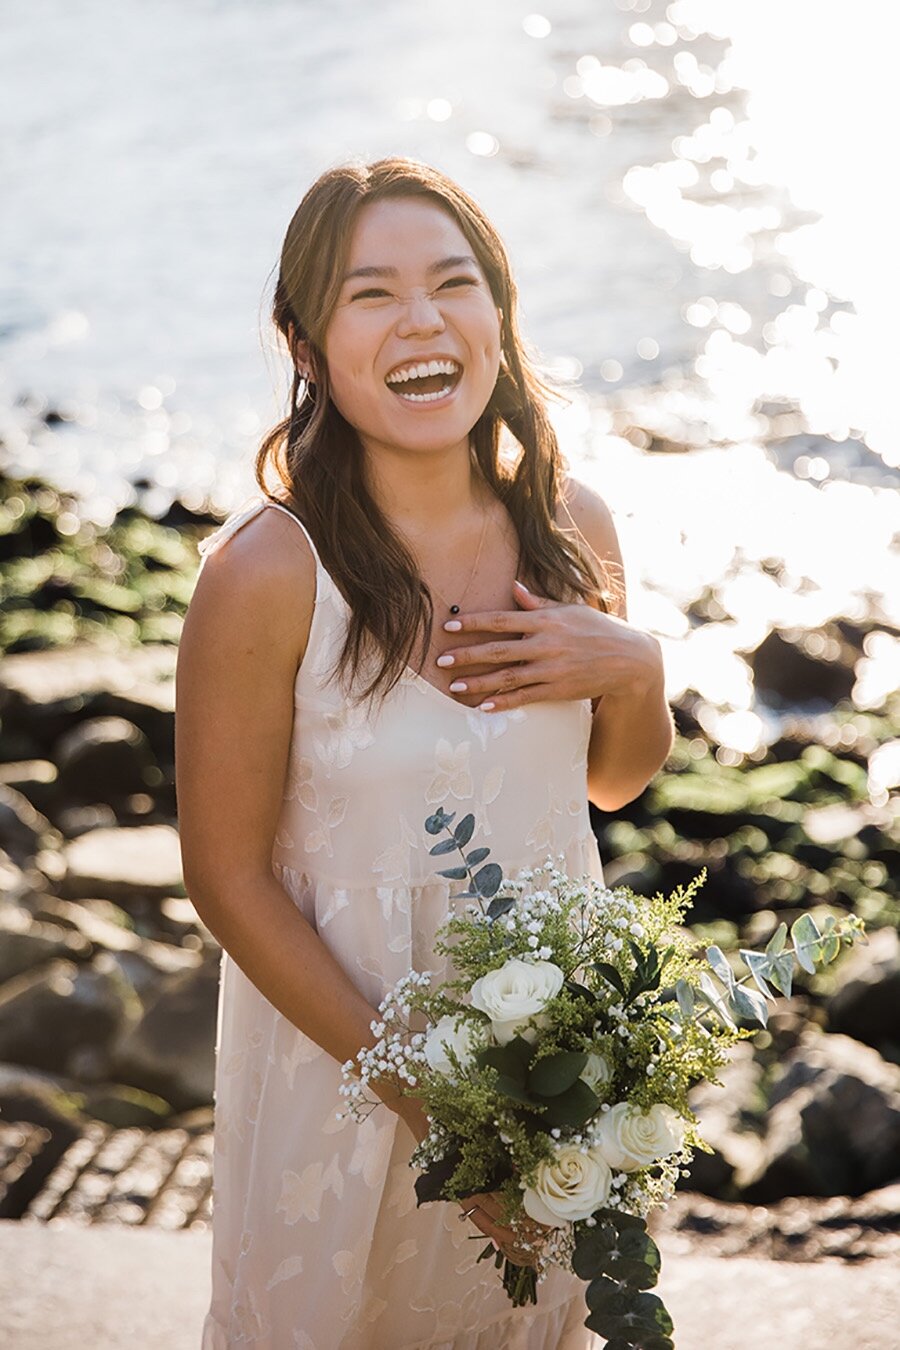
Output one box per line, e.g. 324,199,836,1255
422,1016,485,1077
470,959,565,1046
596,1102,686,1172
522,1143,613,1225
580,1051,613,1095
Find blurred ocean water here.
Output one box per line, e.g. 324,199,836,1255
2,0,898,732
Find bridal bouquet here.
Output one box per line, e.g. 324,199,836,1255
339,807,865,1349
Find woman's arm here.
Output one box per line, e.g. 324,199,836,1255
558,476,675,812
175,510,407,1116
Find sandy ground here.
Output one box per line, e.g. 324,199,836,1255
1,1220,898,1349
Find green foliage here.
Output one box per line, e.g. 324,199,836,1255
574,1212,673,1349
692,911,866,1030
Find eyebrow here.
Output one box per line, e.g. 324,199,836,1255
342,254,479,283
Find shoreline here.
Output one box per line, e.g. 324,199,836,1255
0,416,898,1244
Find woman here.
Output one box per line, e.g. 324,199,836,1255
176,157,674,1349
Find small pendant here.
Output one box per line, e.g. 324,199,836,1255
450,604,460,615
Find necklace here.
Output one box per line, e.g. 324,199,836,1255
424,498,491,616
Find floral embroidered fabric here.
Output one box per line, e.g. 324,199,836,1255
199,499,604,1348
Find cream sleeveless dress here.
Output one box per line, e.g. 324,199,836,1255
198,498,604,1349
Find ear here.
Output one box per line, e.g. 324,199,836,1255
288,325,315,381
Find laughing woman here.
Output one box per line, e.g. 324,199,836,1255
176,157,674,1348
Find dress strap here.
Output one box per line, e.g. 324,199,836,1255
197,496,331,596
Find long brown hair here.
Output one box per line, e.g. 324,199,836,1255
257,156,616,709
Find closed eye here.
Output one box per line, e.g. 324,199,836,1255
349,276,479,302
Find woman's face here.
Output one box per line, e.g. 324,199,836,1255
321,196,503,458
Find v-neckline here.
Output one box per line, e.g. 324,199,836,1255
401,661,496,716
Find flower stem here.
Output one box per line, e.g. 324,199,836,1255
502,1259,538,1307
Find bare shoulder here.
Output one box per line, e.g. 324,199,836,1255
182,505,317,670
556,471,627,619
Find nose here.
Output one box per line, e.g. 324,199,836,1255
396,290,446,338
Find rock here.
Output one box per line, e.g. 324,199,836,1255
0,644,176,762
53,716,160,807
0,784,60,867
749,626,856,708
94,946,201,1013
110,953,220,1111
0,906,90,984
76,1082,174,1128
0,1062,89,1136
31,894,180,959
739,1028,900,1202
0,760,57,815
0,848,42,909
53,803,119,839
0,959,137,1078
827,926,900,1060
652,1179,900,1262
60,824,184,902
683,1040,766,1199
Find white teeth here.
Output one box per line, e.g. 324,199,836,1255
385,359,461,385
395,383,455,403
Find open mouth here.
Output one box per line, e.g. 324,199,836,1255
384,358,463,404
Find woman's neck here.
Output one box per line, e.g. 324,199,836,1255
363,438,492,540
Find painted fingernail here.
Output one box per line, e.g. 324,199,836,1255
478,701,496,711
436,654,454,667
449,680,467,692
443,620,462,631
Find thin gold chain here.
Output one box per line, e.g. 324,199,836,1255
424,497,491,616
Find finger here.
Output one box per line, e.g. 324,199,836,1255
476,682,555,713
438,641,529,673
447,664,542,698
443,609,543,636
512,579,559,609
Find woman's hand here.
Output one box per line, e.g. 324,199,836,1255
394,1098,552,1267
435,579,663,714
456,1189,553,1269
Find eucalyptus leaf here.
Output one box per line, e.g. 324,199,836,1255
791,913,821,974
436,866,468,880
727,982,769,1027
425,807,455,832
706,944,736,990
739,949,777,1001
487,895,516,921
429,837,459,856
572,1222,661,1289
674,979,695,1017
585,1287,674,1344
474,863,503,899
528,1051,588,1098
466,847,491,865
698,971,737,1027
822,932,840,963
766,922,788,958
454,813,475,847
765,950,794,997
